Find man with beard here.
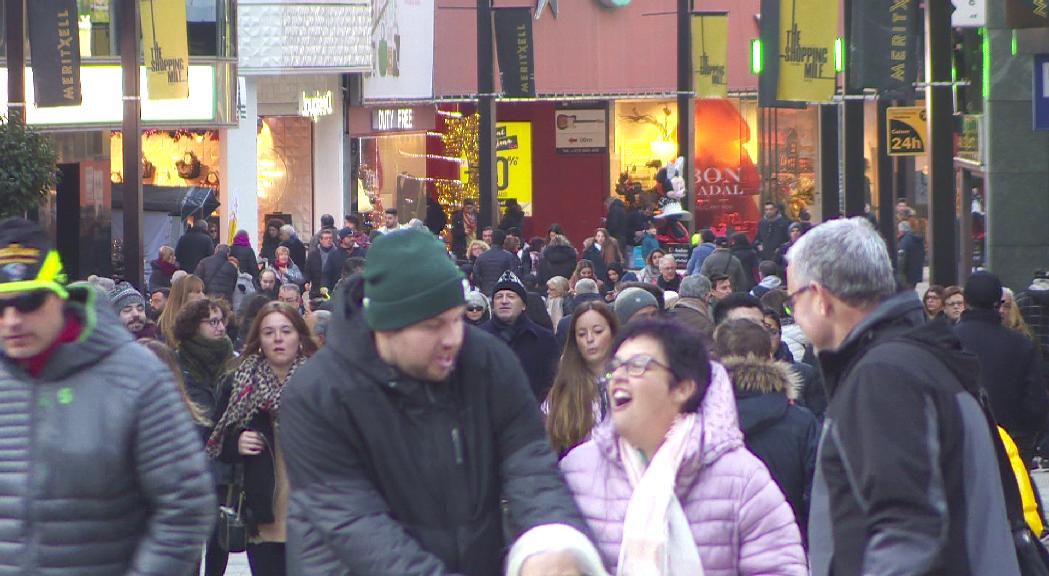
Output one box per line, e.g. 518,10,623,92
148,287,168,321
109,282,158,339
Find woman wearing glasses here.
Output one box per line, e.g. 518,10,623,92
208,302,317,575
464,290,490,326
560,317,806,575
173,298,236,576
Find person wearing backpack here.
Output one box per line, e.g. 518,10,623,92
786,218,1020,576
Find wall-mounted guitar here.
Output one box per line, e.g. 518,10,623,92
556,114,603,130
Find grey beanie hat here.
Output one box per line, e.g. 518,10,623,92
614,287,659,324
465,290,489,311
108,281,144,312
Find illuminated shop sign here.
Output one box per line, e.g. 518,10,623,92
298,90,334,121
0,65,216,127
371,108,416,132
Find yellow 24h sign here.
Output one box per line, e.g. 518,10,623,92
886,106,927,156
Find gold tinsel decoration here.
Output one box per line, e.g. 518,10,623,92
438,113,480,218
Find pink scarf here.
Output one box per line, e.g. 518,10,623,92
617,414,704,576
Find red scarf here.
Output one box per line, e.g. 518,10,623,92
18,312,82,378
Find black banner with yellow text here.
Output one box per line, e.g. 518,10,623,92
27,0,81,107
849,0,917,98
1006,0,1049,28
494,8,536,98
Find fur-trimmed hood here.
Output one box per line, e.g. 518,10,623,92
720,355,800,401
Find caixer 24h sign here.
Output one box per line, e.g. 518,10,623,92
886,106,927,156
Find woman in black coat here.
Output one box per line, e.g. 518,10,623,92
730,232,760,292
537,236,578,287
231,230,260,281
259,219,284,264
498,199,525,233
208,303,318,576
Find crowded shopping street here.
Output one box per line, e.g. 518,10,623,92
1,0,1049,575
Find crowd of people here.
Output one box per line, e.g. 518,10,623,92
1,194,1048,575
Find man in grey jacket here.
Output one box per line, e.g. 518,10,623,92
0,218,215,575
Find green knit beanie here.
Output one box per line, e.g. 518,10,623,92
363,229,467,331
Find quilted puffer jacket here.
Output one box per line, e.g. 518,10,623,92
0,285,216,575
560,363,807,576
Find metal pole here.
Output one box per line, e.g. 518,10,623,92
819,104,840,220
476,0,497,230
925,0,956,286
876,99,896,258
121,0,143,289
677,0,694,233
5,0,24,123
842,0,866,218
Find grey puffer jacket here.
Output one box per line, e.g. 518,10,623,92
0,286,216,575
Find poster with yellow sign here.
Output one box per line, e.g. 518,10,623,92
140,0,189,100
461,122,533,215
886,106,927,156
777,0,837,102
692,13,729,99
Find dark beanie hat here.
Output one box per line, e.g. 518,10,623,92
108,282,145,312
363,229,466,331
492,270,527,301
964,271,1003,309
0,217,67,297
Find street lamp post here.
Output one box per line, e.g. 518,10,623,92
477,0,497,230
925,0,956,286
121,0,143,289
4,0,24,124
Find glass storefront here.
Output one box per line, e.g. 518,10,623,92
357,133,429,228
759,105,821,225
257,117,315,240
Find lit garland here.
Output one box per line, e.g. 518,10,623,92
397,150,466,164
438,113,480,216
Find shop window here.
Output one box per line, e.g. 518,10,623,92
258,117,315,241
357,134,429,228
759,104,821,226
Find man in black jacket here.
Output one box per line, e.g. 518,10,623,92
482,271,560,401
954,271,1048,465
755,202,791,261
304,229,336,299
788,218,1018,576
279,229,588,576
175,219,214,274
322,228,366,292
194,244,239,302
473,229,518,297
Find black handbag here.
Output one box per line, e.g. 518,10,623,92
217,466,248,553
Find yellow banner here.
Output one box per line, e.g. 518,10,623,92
140,0,189,100
460,122,534,216
692,14,729,99
777,0,837,102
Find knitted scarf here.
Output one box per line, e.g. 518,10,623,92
616,414,704,576
178,335,233,386
206,353,307,458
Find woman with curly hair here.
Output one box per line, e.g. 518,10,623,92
208,302,318,575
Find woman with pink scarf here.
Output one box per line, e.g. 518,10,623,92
560,317,807,575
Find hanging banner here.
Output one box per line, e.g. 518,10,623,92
1035,54,1049,131
886,106,927,156
364,0,435,100
1006,0,1049,28
849,0,917,97
26,0,81,107
140,0,190,100
494,8,536,98
777,0,837,102
692,13,729,99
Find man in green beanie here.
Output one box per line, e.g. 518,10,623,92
280,228,590,575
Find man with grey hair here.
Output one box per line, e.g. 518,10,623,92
280,223,308,269
789,218,1019,576
667,274,713,338
309,309,332,348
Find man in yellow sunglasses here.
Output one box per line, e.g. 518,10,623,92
0,217,215,574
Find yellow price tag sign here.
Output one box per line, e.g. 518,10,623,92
886,106,927,157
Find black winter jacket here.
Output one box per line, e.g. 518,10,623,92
722,356,819,539
195,253,239,301
755,215,791,260
896,231,925,287
954,308,1048,461
230,244,259,280
808,292,1019,576
0,286,215,575
281,236,308,270
473,248,519,297
304,245,336,298
537,245,578,285
322,245,366,291
278,283,587,575
175,228,215,274
482,314,560,401
730,246,759,291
